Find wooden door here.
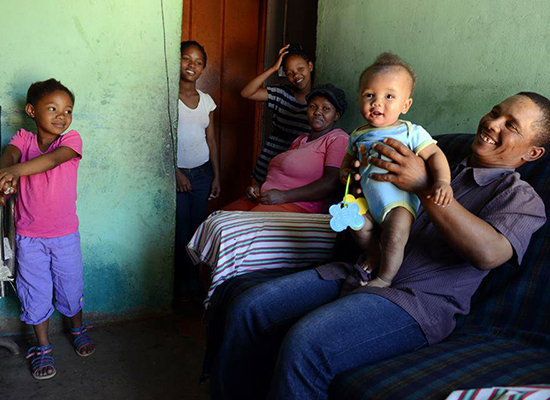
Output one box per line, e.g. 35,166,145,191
182,0,267,209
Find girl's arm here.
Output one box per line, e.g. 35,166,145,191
240,45,289,102
205,112,221,199
260,166,340,205
0,146,78,189
0,145,22,169
0,145,23,199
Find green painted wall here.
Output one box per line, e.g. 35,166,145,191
0,0,182,331
316,0,550,135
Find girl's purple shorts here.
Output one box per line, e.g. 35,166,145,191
15,231,84,325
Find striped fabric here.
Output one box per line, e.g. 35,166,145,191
329,134,550,399
252,85,310,182
187,211,336,306
446,385,550,400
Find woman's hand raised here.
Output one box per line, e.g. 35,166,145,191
270,44,290,72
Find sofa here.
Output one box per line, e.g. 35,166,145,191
203,134,550,398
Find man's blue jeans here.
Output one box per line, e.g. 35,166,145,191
175,162,212,296
210,268,427,400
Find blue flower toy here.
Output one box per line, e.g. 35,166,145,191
329,175,368,232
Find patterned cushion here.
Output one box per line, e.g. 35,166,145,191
330,332,550,400
331,134,550,399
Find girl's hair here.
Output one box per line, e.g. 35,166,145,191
359,52,417,95
282,43,312,70
181,40,208,67
26,79,75,106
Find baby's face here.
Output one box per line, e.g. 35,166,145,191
359,67,413,128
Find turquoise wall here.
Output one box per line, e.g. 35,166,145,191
0,0,182,331
316,0,550,135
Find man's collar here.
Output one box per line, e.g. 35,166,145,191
457,157,515,186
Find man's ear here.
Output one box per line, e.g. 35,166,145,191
25,103,35,119
523,145,545,162
402,98,413,114
308,61,314,72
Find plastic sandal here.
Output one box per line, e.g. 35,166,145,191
70,324,96,357
26,345,56,380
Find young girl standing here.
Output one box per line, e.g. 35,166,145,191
241,43,314,184
0,79,94,380
175,41,220,301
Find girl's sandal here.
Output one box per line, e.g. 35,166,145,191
26,345,57,380
70,324,96,357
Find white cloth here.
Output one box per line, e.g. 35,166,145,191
177,90,216,168
445,386,550,400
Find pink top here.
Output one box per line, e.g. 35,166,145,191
262,128,348,213
9,129,83,238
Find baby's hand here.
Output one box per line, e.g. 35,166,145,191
339,168,354,185
430,180,453,207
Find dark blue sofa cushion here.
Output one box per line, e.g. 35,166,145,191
330,332,550,400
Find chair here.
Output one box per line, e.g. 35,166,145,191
0,105,20,355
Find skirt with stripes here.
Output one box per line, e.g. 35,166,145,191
186,211,337,306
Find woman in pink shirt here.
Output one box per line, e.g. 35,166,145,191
224,84,349,214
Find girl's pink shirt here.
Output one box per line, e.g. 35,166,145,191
9,129,82,238
261,128,348,213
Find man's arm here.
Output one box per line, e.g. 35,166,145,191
366,138,513,270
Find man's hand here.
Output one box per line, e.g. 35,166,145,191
366,138,431,196
260,189,287,205
245,184,261,201
176,170,192,193
363,276,391,288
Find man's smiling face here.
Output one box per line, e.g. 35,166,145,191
471,95,545,168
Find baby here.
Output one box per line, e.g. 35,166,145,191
340,52,453,288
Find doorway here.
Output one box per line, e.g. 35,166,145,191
181,0,318,209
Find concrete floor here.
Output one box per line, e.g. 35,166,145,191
0,303,209,400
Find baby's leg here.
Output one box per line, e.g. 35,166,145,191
372,207,414,287
349,211,380,273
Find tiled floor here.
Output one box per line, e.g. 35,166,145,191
0,302,209,400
